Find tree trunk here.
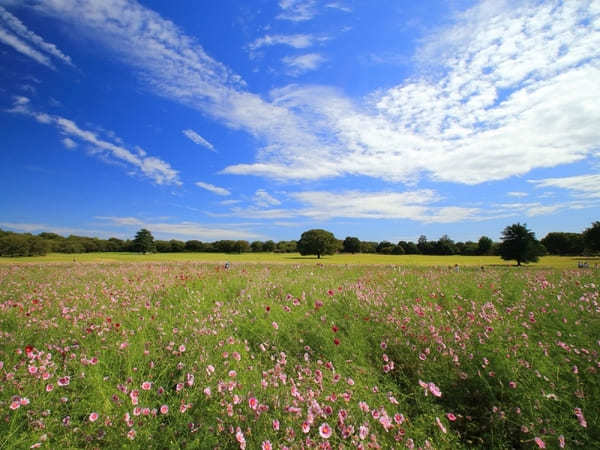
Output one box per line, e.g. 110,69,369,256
317,252,321,259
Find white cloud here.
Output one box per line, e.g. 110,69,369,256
228,189,480,223
325,3,351,13
277,0,318,22
182,129,216,152
0,5,72,68
227,1,600,184
248,34,318,51
253,189,281,207
507,191,528,198
9,98,180,185
195,181,230,196
96,216,262,240
292,190,479,223
282,53,326,75
530,174,600,198
27,0,600,186
62,137,76,149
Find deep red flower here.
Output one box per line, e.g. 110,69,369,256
334,338,340,346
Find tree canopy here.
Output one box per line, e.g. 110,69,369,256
499,223,544,266
132,229,155,253
583,221,600,254
297,229,338,259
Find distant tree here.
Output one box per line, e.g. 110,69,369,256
106,237,126,252
169,239,186,252
276,240,297,253
0,234,49,256
583,221,600,254
401,241,419,254
250,241,264,252
185,240,204,252
154,240,171,253
376,241,395,254
477,236,493,255
499,223,544,266
263,240,276,252
343,236,361,254
233,240,250,253
360,241,377,253
541,232,584,255
434,235,457,255
297,229,338,259
132,229,155,253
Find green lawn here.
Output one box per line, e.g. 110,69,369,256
0,251,598,268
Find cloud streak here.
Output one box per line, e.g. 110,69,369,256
9,97,180,185
195,181,230,196
182,129,216,152
0,5,72,68
96,216,262,240
26,0,600,187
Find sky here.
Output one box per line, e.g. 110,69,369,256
0,0,599,244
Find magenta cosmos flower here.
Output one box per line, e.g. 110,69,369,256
319,422,332,439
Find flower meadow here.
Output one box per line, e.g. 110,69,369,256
0,262,598,449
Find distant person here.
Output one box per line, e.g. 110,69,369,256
224,261,230,270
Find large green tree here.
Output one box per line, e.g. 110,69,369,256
499,223,544,266
297,229,338,259
342,236,361,254
583,221,600,254
132,229,155,253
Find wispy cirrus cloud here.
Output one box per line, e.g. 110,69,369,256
96,216,262,240
248,33,321,51
25,0,600,188
182,129,216,152
0,5,72,68
195,181,230,196
9,97,180,185
282,53,326,75
228,189,480,223
277,0,318,22
530,174,600,199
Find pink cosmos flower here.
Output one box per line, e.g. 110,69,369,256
89,412,99,422
558,435,565,448
179,344,186,352
273,419,280,431
534,437,546,448
446,413,456,421
302,421,310,433
261,441,272,450
436,417,447,433
127,429,136,440
20,397,30,406
141,381,152,390
319,422,332,439
509,381,517,389
10,401,20,410
428,382,442,397
272,321,279,330
160,405,169,414
57,376,70,386
248,397,258,410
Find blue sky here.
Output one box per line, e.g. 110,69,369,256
1,0,598,244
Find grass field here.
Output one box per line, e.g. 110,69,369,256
0,252,598,269
0,260,599,449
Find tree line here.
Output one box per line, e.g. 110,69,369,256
0,221,598,258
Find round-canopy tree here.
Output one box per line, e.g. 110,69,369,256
583,221,600,254
132,228,155,253
297,229,338,259
342,236,361,254
499,223,544,266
